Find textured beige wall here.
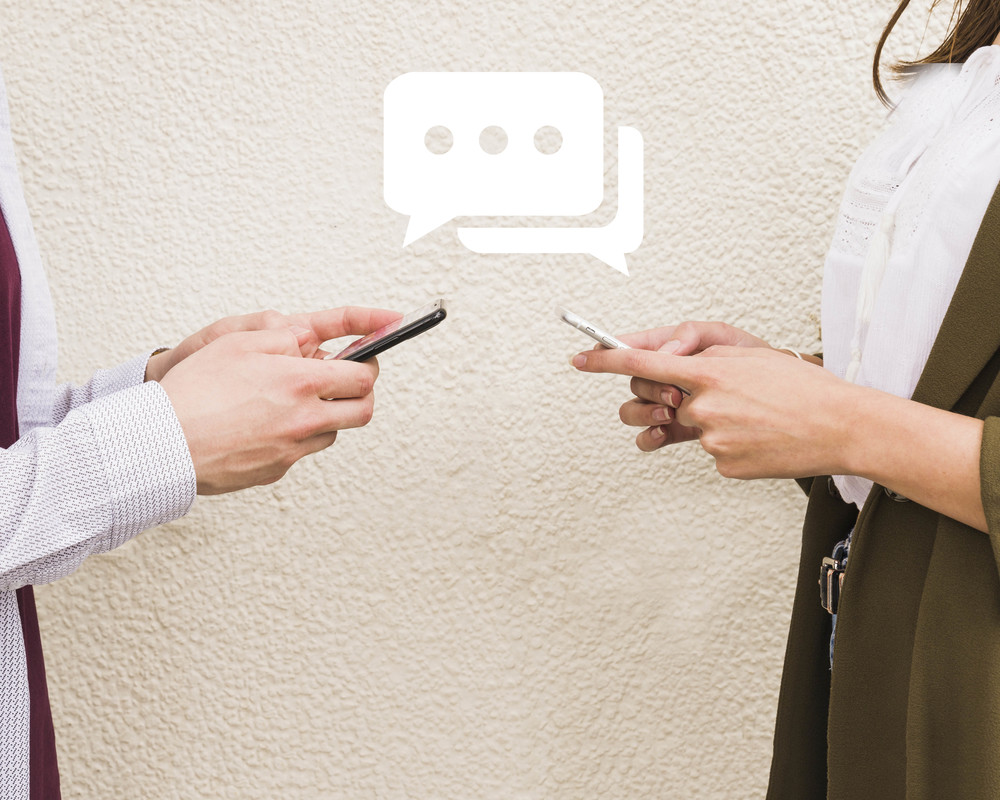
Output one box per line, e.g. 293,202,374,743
2,1,940,797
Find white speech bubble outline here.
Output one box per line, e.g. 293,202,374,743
456,126,643,275
403,209,458,248
384,72,605,245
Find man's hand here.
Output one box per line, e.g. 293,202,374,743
157,307,402,494
145,307,402,381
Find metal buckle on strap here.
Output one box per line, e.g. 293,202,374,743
819,539,849,615
819,557,845,615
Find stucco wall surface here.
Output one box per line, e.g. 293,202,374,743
2,1,942,798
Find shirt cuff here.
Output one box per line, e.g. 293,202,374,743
89,348,171,397
84,379,197,543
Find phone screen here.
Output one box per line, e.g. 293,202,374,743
327,299,447,361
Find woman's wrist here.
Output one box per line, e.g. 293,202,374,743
840,385,943,485
834,383,892,479
814,379,871,477
836,384,987,531
776,346,823,366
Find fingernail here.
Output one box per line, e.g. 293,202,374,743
571,354,586,368
650,425,666,439
661,389,676,408
652,406,668,423
664,340,681,354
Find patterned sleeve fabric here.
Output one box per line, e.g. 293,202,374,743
48,350,155,425
0,60,200,796
0,589,29,799
0,377,196,590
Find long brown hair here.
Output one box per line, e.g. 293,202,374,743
874,0,1000,106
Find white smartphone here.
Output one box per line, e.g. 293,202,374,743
557,307,631,350
560,306,692,396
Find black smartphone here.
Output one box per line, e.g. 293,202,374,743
325,299,447,362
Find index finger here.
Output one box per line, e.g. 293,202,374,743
615,326,679,351
293,307,404,342
571,347,703,393
296,355,380,400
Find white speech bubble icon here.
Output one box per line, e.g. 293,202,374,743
384,72,604,245
457,126,644,274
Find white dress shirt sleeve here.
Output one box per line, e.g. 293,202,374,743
48,350,158,424
0,370,196,591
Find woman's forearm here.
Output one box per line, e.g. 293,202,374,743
845,386,987,532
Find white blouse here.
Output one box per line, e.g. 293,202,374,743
823,45,1000,508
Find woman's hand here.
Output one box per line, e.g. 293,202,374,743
618,320,776,357
572,322,989,531
145,306,402,382
572,344,855,480
609,321,819,455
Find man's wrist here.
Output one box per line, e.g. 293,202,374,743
144,348,173,382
